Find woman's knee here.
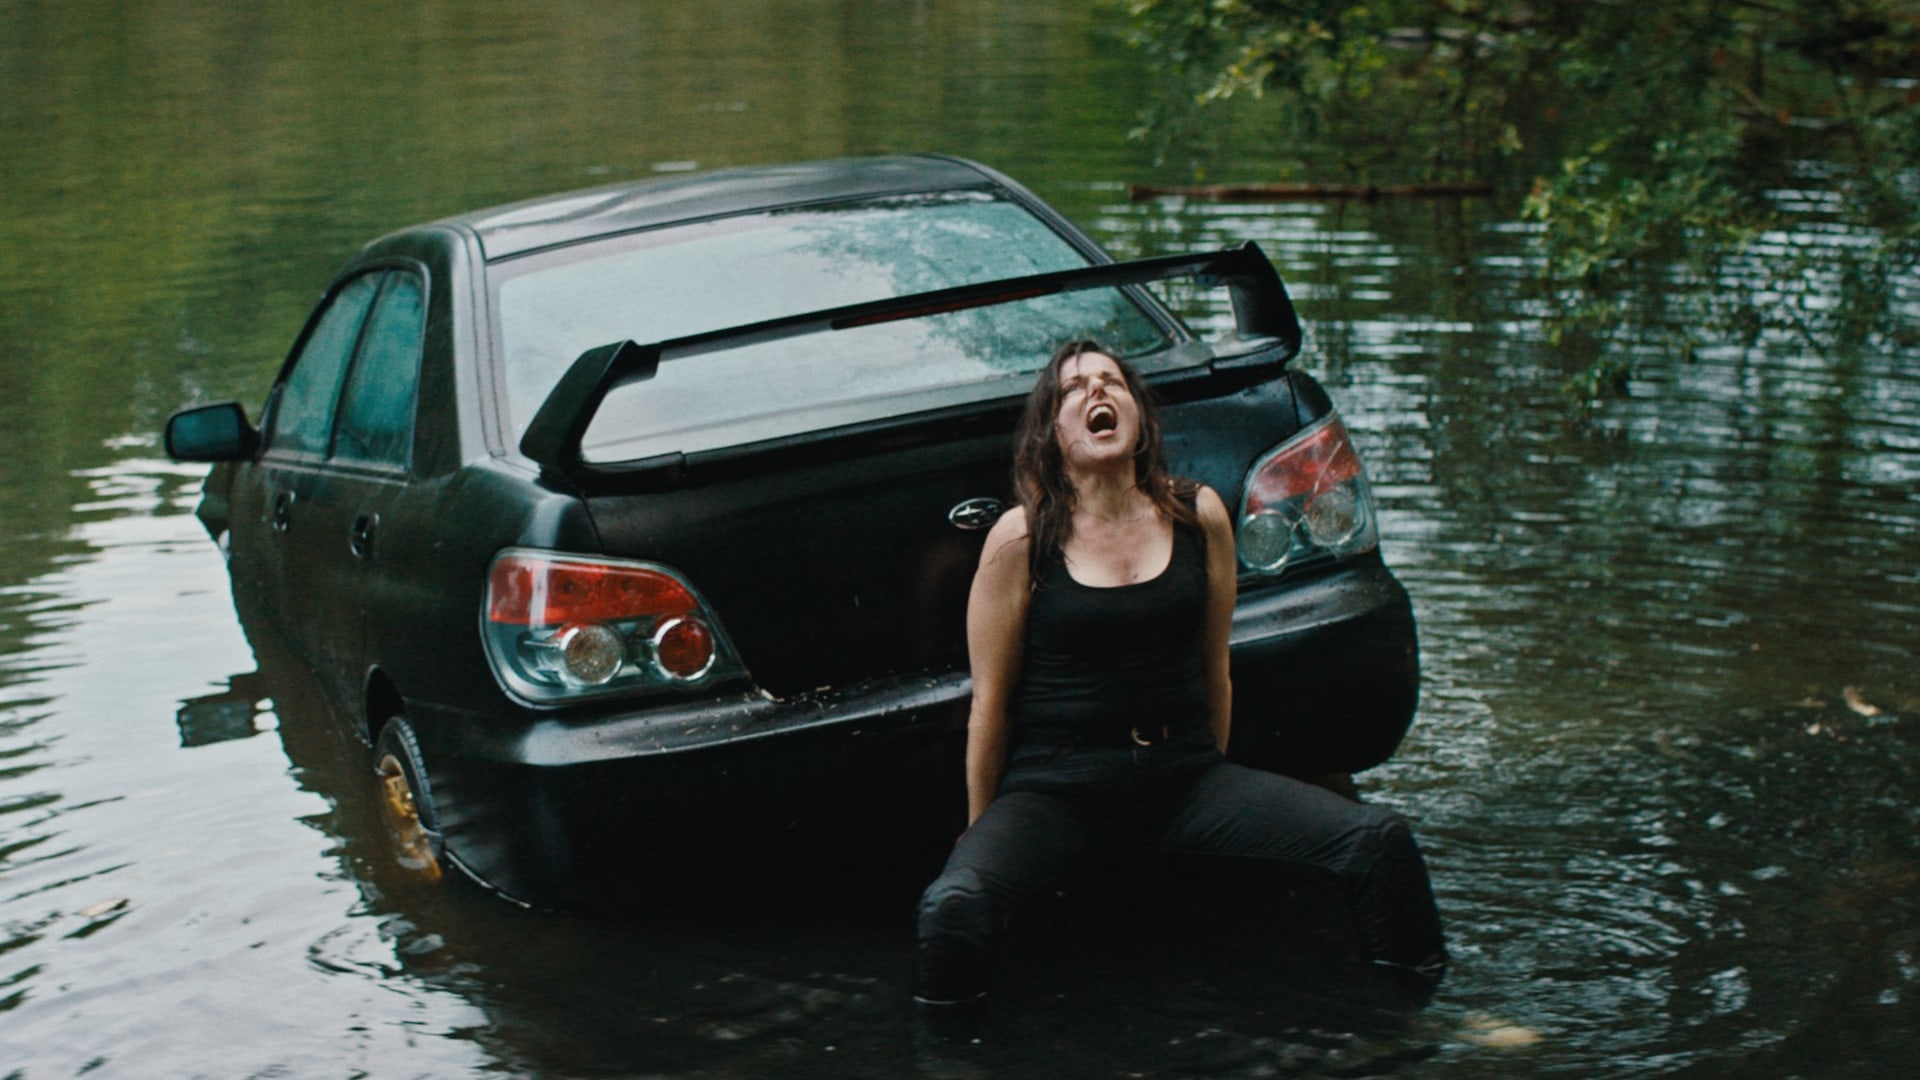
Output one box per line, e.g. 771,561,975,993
1364,805,1413,846
916,866,998,1003
917,866,993,945
1334,805,1417,877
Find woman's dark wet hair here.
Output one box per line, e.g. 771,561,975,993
1012,339,1198,577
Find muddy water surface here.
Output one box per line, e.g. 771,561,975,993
3,2,1918,1076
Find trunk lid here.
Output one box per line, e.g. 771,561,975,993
584,427,1011,696
581,371,1300,698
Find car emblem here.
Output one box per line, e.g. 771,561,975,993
947,497,1004,531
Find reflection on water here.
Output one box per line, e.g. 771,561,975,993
0,468,489,1075
2,0,1918,1076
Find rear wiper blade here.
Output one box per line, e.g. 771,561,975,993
521,241,1300,487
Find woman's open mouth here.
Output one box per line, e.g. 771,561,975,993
1087,403,1118,434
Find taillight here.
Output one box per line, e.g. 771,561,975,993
482,549,746,704
1236,413,1380,576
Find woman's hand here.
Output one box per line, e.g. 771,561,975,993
963,507,1031,826
1195,486,1237,753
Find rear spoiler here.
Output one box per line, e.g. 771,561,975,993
519,240,1300,487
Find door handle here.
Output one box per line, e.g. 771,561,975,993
349,513,378,559
271,491,295,533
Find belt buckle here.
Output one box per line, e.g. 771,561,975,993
1129,724,1165,747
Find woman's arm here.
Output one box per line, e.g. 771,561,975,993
1196,486,1237,752
964,507,1031,826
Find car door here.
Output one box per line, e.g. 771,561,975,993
253,272,381,661
255,268,426,713
318,268,427,714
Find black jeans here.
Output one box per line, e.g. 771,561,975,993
914,734,1446,1003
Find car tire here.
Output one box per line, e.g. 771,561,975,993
374,717,445,883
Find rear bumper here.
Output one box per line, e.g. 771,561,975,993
411,558,1417,905
410,675,975,905
1227,559,1420,776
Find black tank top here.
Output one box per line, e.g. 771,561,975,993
1008,502,1209,737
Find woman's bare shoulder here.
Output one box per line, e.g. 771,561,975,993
992,503,1030,536
978,505,1031,571
1192,484,1232,528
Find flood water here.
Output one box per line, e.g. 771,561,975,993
4,2,1918,1076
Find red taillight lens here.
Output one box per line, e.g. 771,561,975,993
1236,413,1379,575
488,555,697,626
482,550,744,703
1243,414,1362,514
652,616,717,681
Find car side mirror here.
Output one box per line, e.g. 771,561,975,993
166,401,259,462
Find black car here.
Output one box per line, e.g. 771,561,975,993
166,156,1418,907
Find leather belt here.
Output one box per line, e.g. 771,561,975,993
1019,723,1196,749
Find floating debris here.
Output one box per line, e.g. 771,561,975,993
1130,180,1493,202
1843,686,1884,718
1460,1014,1543,1049
77,898,130,919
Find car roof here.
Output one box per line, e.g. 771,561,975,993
429,155,1006,261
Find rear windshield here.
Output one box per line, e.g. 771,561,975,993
489,191,1177,461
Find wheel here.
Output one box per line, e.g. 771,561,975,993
374,717,444,883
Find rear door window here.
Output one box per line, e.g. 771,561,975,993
489,192,1178,462
333,272,425,468
270,273,382,457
